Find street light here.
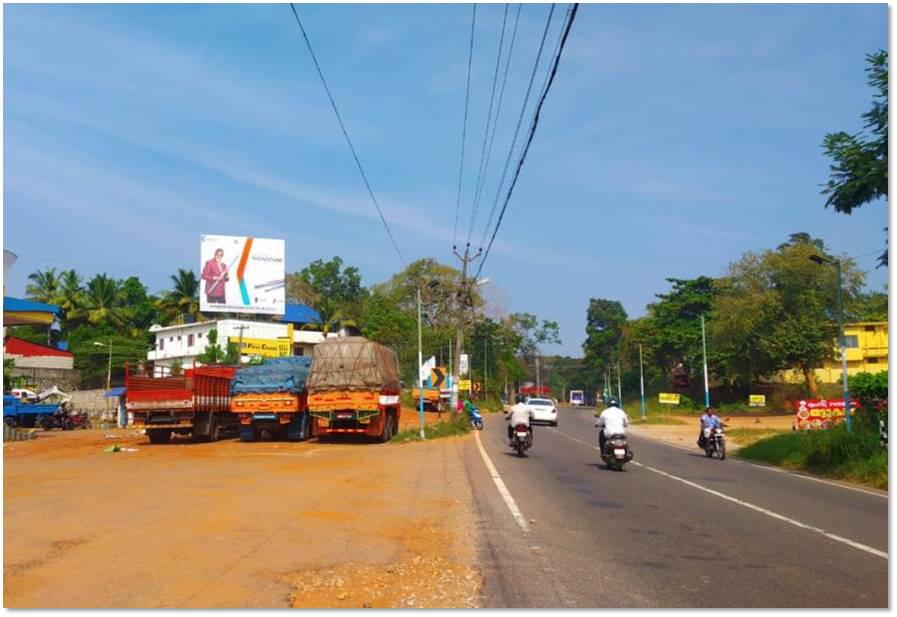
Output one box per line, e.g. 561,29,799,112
683,310,711,409
93,339,112,391
809,254,852,432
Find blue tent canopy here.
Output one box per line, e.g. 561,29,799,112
281,303,322,326
105,387,126,398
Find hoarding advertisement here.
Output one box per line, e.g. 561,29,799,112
658,392,681,405
200,234,285,314
795,399,853,430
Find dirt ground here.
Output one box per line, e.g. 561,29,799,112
3,409,480,608
627,414,795,450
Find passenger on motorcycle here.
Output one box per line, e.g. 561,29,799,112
506,395,534,445
698,407,721,448
596,398,629,453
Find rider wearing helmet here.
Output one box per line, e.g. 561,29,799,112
698,407,721,448
596,397,629,453
506,394,535,445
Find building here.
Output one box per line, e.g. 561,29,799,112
4,335,77,386
779,321,888,384
146,303,325,375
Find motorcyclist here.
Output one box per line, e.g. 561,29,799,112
596,398,629,453
505,395,534,445
698,407,721,448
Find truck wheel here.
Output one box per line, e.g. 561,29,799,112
208,416,221,442
379,411,394,443
4,417,17,429
147,429,172,444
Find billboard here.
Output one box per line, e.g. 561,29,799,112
200,235,285,314
795,399,853,430
658,392,681,405
749,394,766,407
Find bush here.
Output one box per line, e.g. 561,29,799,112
391,411,470,443
738,421,887,489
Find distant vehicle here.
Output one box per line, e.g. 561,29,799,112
569,390,584,406
10,388,38,401
3,395,64,429
527,398,558,426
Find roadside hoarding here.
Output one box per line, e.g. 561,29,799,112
795,399,853,430
228,337,291,359
200,234,285,315
459,353,469,376
658,392,680,405
459,379,471,392
749,394,766,407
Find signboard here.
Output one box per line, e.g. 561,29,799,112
749,394,766,407
458,379,471,392
229,336,291,358
659,393,681,405
200,234,285,314
795,399,852,430
430,367,446,389
459,353,469,376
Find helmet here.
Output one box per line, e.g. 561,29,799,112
515,394,524,404
608,398,619,407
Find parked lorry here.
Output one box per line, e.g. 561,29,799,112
411,385,448,412
125,364,236,444
3,394,65,429
230,356,312,442
307,337,401,442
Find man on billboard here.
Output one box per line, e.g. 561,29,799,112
202,248,230,304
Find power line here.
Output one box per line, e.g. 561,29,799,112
287,4,406,265
466,3,510,246
476,3,579,279
477,4,557,252
453,4,477,252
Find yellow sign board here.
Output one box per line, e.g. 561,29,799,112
749,394,766,407
229,336,292,358
658,392,681,405
458,379,472,391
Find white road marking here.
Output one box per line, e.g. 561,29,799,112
632,461,888,560
548,426,887,560
474,430,530,533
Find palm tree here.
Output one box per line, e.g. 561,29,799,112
157,269,201,324
55,269,85,327
25,268,60,304
71,274,133,334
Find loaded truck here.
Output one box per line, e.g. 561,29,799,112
3,394,64,429
125,364,236,443
230,356,312,442
307,336,401,442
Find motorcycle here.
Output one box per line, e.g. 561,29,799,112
467,403,484,430
703,426,726,460
36,411,74,431
69,412,92,430
600,433,633,471
510,423,533,458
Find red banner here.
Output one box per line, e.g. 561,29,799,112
795,399,853,430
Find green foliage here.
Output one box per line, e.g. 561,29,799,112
196,329,230,365
3,358,14,394
66,326,150,388
738,422,887,489
170,358,184,376
852,289,888,321
821,50,888,266
286,257,368,326
391,412,470,443
156,269,200,324
849,371,888,401
26,267,60,304
631,416,687,426
582,298,627,373
644,277,716,379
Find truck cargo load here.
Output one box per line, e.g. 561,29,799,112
307,337,400,441
230,356,312,442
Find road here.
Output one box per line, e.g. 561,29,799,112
462,404,888,608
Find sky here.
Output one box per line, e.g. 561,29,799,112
3,2,889,357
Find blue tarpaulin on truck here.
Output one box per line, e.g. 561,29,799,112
231,356,312,395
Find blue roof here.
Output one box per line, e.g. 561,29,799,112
281,303,322,325
105,387,127,398
3,296,60,314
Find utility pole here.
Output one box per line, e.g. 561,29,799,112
234,324,249,365
483,337,488,402
616,361,622,406
833,260,851,432
452,243,482,405
536,355,541,393
417,287,425,439
639,344,647,418
700,315,710,409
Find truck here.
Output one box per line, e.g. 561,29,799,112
569,390,585,406
230,356,312,442
411,385,449,413
3,394,65,429
307,336,401,442
125,364,236,444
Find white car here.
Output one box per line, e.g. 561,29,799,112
526,398,558,426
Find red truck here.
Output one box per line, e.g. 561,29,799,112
125,364,236,444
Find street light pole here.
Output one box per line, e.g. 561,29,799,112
833,260,852,432
616,360,622,406
701,315,710,408
639,344,647,418
417,287,425,440
106,338,112,391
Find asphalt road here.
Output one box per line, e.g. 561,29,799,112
461,405,888,608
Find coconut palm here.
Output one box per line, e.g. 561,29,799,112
25,267,60,304
156,269,201,324
55,269,85,326
71,274,134,334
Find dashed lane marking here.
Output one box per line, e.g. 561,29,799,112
474,430,530,533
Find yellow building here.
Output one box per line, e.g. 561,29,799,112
780,321,888,384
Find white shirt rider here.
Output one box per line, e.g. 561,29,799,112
596,404,630,437
506,401,534,427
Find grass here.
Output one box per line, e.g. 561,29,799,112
391,412,471,444
737,422,887,489
725,427,788,447
630,416,687,426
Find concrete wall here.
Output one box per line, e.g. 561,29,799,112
68,389,120,417
8,354,74,370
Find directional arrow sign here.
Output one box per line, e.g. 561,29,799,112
430,367,446,389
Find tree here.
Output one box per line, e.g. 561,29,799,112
287,257,368,326
195,329,239,365
157,269,200,325
71,274,134,335
582,299,628,375
55,270,85,329
821,50,888,266
25,267,60,304
852,288,888,322
360,289,416,381
709,234,864,395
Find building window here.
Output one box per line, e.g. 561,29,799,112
867,357,880,364
845,335,859,348
159,339,164,350
188,334,194,347
866,326,877,332
169,337,174,342
198,332,203,339
177,335,182,341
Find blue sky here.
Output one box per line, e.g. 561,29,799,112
3,3,888,356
